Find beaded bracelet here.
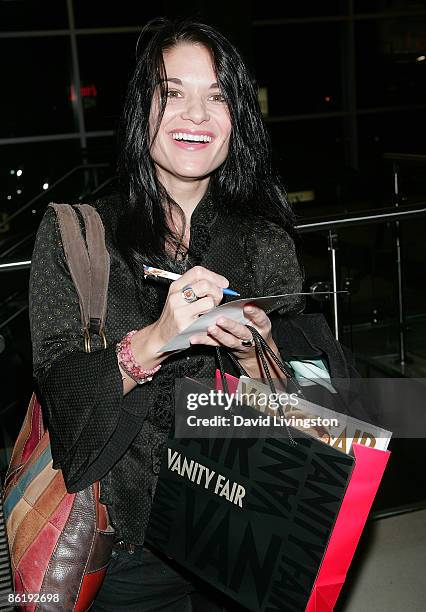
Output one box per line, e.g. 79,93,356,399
116,330,161,384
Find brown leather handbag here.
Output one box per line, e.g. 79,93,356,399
3,204,113,611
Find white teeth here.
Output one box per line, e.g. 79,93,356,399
171,132,212,142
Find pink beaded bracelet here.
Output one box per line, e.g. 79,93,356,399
116,330,161,385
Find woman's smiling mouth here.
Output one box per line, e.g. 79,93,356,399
169,130,215,150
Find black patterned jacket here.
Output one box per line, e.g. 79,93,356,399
29,190,303,544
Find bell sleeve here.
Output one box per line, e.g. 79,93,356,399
29,207,148,493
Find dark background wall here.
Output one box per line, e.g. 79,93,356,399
1,0,425,207
0,1,425,511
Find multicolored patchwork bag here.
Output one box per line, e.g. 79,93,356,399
3,204,113,611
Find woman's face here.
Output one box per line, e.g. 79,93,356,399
149,43,232,186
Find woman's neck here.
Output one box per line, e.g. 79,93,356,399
157,171,210,223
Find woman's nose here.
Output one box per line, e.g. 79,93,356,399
180,96,210,124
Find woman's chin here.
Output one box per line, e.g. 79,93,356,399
167,166,213,182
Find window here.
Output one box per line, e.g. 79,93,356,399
355,0,426,14
268,118,346,206
0,0,68,32
0,38,75,137
77,33,137,131
73,0,157,28
252,1,342,20
355,18,426,108
254,23,343,116
358,109,426,168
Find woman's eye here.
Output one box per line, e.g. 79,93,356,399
166,90,182,99
209,93,226,103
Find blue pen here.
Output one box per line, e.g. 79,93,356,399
143,265,240,297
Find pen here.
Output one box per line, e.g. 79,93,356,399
143,265,240,297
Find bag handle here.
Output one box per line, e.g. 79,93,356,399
75,204,110,340
217,327,304,397
49,203,110,352
50,204,91,334
246,326,304,397
216,325,307,445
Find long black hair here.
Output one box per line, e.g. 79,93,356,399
117,17,297,275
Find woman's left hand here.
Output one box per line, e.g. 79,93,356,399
189,304,277,375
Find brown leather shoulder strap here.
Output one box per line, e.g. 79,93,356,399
49,203,110,347
49,203,91,333
74,204,110,335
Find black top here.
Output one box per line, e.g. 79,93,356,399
29,190,303,544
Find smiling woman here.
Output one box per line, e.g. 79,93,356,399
149,43,232,194
28,16,304,612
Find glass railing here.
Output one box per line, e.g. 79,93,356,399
296,204,426,376
2,201,425,375
1,153,425,381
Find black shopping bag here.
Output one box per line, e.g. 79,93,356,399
146,378,355,612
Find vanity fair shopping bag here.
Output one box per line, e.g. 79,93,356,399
146,368,390,612
215,370,391,611
2,204,114,612
146,375,356,612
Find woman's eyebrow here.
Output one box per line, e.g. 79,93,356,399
162,77,220,88
164,78,182,85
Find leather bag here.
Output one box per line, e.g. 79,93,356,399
2,204,113,611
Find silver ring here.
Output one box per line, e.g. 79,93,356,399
241,338,254,348
182,285,198,303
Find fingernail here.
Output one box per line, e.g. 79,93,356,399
217,318,225,325
208,326,216,334
245,306,254,313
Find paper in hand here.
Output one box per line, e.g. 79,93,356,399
159,292,312,352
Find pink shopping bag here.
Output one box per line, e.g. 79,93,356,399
306,443,390,611
214,368,240,394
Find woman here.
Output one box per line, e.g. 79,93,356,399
29,18,303,610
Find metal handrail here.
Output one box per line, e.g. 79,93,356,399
1,204,425,273
383,153,426,164
0,231,36,260
0,260,32,272
294,202,426,360
0,163,109,232
0,304,28,332
296,203,426,232
89,175,116,196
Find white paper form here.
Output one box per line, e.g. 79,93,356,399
159,291,317,352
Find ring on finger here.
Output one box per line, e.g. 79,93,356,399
241,337,254,348
182,285,198,303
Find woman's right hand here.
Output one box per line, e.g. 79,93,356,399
153,265,229,348
126,266,229,381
